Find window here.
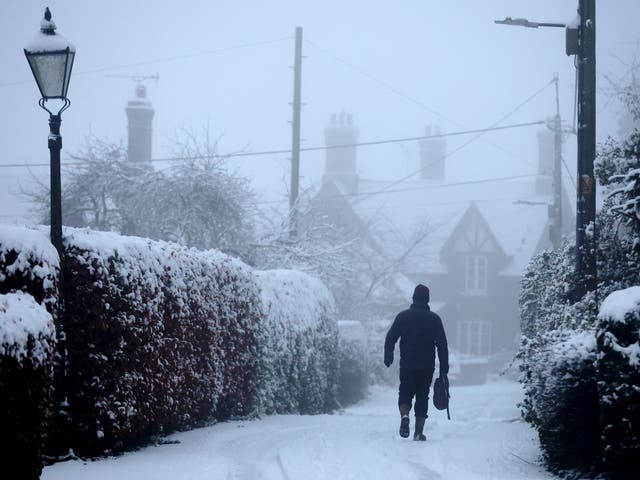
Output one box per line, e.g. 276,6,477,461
465,255,488,295
457,319,491,355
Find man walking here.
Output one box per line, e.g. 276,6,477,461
384,284,449,441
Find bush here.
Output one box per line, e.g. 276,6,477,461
337,321,368,406
596,287,640,479
527,331,601,475
0,225,64,463
0,291,56,480
253,270,338,415
61,228,262,456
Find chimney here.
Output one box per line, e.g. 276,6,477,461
323,110,359,195
125,84,154,164
536,127,553,195
419,125,446,180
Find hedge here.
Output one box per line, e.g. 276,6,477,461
596,287,640,479
0,292,56,480
336,320,368,406
253,269,338,415
0,226,60,477
1,225,342,463
61,228,262,456
526,331,601,475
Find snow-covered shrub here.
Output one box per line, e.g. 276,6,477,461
0,225,59,314
0,225,65,461
526,331,601,475
337,320,368,406
61,228,262,456
0,291,56,480
596,287,640,479
253,270,338,415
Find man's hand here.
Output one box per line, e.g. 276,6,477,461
384,355,393,367
440,373,449,389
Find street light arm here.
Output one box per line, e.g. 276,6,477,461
494,17,565,29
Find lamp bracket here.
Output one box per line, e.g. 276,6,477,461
39,97,71,117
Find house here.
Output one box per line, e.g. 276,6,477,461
313,112,573,380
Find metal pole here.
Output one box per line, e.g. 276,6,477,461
551,74,563,250
48,113,63,257
575,0,597,298
290,26,302,236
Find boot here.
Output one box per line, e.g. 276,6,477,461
399,404,411,438
413,416,426,441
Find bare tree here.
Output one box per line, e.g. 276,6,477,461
25,129,257,262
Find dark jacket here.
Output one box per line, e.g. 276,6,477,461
384,301,449,373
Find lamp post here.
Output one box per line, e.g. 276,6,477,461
495,0,597,299
24,7,75,258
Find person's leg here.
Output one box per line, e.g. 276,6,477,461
413,369,434,441
398,368,416,437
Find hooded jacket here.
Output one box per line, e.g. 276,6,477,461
384,300,449,373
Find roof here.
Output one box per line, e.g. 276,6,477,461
331,172,553,277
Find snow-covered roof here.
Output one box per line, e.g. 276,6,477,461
339,173,551,277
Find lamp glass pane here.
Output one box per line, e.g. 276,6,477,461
62,51,75,98
27,51,68,98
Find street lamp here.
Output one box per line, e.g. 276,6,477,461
495,1,597,299
24,7,75,257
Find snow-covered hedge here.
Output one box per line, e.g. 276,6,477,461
596,287,640,479
61,228,262,456
0,225,60,477
337,320,368,406
518,242,605,475
0,291,56,480
0,225,59,313
1,225,344,461
524,331,601,475
254,270,338,415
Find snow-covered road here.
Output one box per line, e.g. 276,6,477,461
42,379,554,480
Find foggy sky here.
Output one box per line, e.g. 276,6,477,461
1,0,639,222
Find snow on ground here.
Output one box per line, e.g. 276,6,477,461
42,379,553,480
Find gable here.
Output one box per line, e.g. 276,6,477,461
451,215,501,254
441,203,507,262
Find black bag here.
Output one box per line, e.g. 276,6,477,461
433,375,451,420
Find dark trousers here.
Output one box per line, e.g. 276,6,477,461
398,368,434,418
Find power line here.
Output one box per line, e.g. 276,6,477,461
305,37,552,167
352,80,555,205
304,38,454,125
0,119,543,170
0,37,292,88
251,173,540,206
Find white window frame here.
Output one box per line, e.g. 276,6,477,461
464,254,488,295
457,319,492,355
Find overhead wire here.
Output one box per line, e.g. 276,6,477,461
351,80,555,205
250,173,541,206
0,119,544,169
0,37,292,88
304,37,550,168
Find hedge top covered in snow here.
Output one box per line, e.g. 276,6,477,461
255,269,335,332
0,291,54,365
599,286,640,322
0,224,59,276
63,226,253,295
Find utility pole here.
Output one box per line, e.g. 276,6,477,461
290,26,303,236
550,73,563,250
495,2,597,298
574,0,597,298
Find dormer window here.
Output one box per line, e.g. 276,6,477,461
465,254,488,295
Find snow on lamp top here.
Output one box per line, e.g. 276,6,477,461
24,7,76,100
